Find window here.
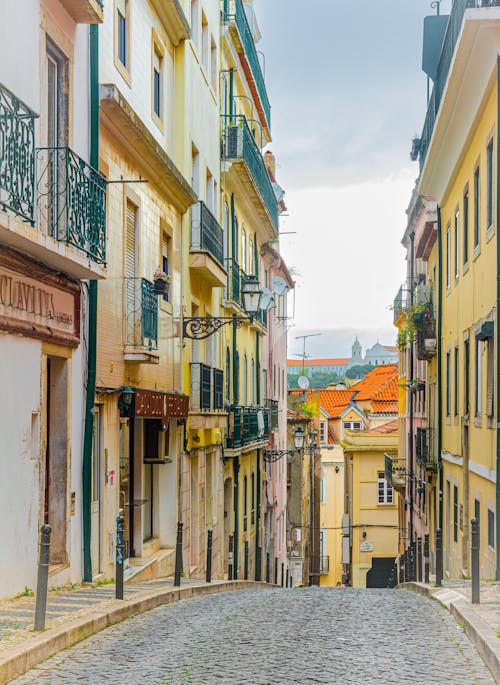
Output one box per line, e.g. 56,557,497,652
251,472,255,525
161,231,170,302
487,140,494,229
152,48,162,120
206,170,214,211
210,36,217,91
474,166,480,249
488,508,495,548
263,369,268,401
474,498,480,523
320,477,326,503
446,351,451,417
190,0,199,49
243,355,248,405
225,347,231,401
319,421,327,445
191,144,200,196
487,336,495,418
454,210,459,279
241,228,247,271
464,338,470,414
446,225,451,288
201,13,209,73
250,358,255,405
343,421,362,432
243,474,248,532
377,472,393,505
453,485,458,543
454,346,459,416
475,337,482,417
116,0,128,70
463,189,469,264
46,39,69,149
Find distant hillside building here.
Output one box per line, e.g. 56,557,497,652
287,358,350,378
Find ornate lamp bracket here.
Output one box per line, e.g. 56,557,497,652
182,316,246,340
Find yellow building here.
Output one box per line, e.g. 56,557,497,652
343,423,399,588
319,446,344,586
417,2,500,579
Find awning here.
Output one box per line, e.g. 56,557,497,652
133,389,189,429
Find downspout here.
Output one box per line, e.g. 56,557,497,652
496,56,500,578
82,24,99,582
408,231,415,545
437,206,444,532
255,331,260,578
233,457,239,579
229,68,234,121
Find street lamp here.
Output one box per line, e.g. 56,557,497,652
263,427,309,462
182,275,264,340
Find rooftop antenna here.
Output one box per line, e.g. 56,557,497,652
295,333,322,379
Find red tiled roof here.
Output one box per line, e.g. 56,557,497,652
306,389,352,418
350,365,398,401
371,400,398,414
288,358,349,368
383,346,398,352
365,420,398,435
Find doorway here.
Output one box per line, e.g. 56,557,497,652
44,356,69,565
224,477,233,571
366,557,396,588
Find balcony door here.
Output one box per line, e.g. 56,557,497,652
125,201,138,345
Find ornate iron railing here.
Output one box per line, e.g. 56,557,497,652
0,83,36,224
223,0,271,127
267,399,279,431
385,453,406,489
191,201,225,267
416,427,438,470
125,278,158,350
226,405,269,448
221,115,278,231
37,147,106,264
419,0,500,168
255,307,268,329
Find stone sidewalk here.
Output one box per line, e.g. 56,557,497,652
0,577,266,684
402,579,500,684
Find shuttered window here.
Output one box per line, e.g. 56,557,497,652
487,337,495,418
125,202,137,320
161,232,170,302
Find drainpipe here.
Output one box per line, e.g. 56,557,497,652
437,206,444,533
255,332,261,577
408,231,415,546
233,457,240,579
496,57,500,578
82,24,99,582
229,68,234,121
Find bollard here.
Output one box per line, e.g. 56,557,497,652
411,540,417,582
404,548,409,583
471,518,480,604
34,524,51,631
174,521,184,587
398,556,404,585
116,510,125,600
274,557,278,585
266,552,270,584
206,529,213,583
417,536,422,582
286,568,289,588
228,535,234,581
290,575,293,588
255,546,262,582
424,533,430,583
244,540,249,580
435,528,443,587
281,562,284,587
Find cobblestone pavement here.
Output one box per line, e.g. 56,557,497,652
11,587,496,685
435,579,500,632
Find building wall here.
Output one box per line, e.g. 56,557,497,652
319,446,344,586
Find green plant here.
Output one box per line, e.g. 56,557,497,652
300,402,318,417
18,586,34,597
180,570,186,578
95,578,115,587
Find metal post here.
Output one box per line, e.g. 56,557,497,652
255,546,262,582
244,540,249,580
436,528,443,587
206,529,213,583
417,536,423,582
34,524,51,631
286,568,289,588
174,521,183,587
281,562,284,587
228,534,234,581
404,548,409,583
266,552,270,584
471,518,480,604
424,533,430,583
411,540,417,581
116,511,125,600
274,557,278,585
290,575,293,588
398,556,404,585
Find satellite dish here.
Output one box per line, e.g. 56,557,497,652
260,287,275,311
298,375,310,389
271,276,288,296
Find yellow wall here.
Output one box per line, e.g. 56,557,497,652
320,446,344,586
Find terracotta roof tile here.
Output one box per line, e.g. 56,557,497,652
306,389,352,418
350,365,398,401
365,420,398,435
288,358,349,368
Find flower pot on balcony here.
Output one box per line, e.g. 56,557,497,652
154,279,169,295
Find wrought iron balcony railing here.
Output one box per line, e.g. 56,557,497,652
190,363,225,412
125,278,158,350
385,453,406,489
255,307,268,329
226,405,270,449
191,201,225,268
37,147,106,264
267,399,279,431
223,0,271,128
0,83,36,224
415,427,438,470
419,0,500,169
393,286,407,323
221,115,278,231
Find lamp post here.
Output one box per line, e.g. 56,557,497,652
263,427,306,462
183,275,263,340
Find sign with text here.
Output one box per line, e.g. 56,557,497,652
360,541,374,552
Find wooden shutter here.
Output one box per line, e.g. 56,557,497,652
125,202,137,279
487,339,494,417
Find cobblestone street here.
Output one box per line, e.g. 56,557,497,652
11,587,495,685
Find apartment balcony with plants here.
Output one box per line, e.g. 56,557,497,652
0,83,107,279
222,0,271,135
226,404,271,450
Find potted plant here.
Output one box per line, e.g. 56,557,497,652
153,269,170,295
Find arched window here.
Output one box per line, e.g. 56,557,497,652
243,474,248,532
241,227,247,272
225,347,231,404
223,201,230,263
250,358,255,405
249,237,254,274
243,354,248,405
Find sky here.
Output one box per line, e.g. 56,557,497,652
254,0,453,359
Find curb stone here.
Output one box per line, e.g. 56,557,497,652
400,581,500,685
0,580,273,684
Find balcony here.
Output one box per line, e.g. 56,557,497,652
226,405,270,450
385,453,406,491
267,399,279,431
124,278,159,363
149,0,190,45
255,307,268,330
415,305,437,361
58,0,103,23
221,115,278,233
419,0,500,169
416,427,438,470
393,286,407,324
37,147,106,266
190,363,225,412
190,201,227,287
223,0,271,133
